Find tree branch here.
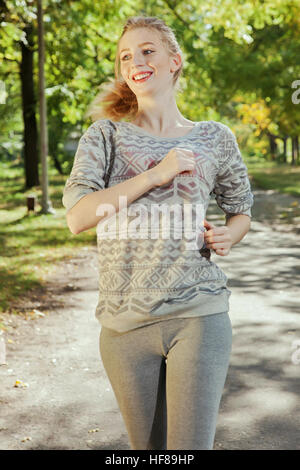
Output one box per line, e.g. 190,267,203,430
2,56,20,64
163,0,191,28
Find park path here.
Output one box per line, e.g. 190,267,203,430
0,185,299,450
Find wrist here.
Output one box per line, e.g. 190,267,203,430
225,214,251,246
146,167,160,188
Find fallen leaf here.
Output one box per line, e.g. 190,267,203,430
26,309,45,320
88,428,100,433
21,437,32,442
14,380,29,388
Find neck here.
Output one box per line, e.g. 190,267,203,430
133,92,190,132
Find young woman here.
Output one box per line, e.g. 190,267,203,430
62,16,254,450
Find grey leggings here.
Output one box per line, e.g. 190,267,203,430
99,312,232,450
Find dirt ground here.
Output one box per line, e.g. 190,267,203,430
0,186,299,450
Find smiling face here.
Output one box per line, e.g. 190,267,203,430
118,27,181,97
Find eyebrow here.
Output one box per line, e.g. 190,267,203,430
120,42,156,54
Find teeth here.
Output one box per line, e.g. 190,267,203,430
134,73,152,80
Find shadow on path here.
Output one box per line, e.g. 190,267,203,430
0,186,299,450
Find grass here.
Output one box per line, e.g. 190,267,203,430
245,158,300,197
0,156,299,317
0,159,97,315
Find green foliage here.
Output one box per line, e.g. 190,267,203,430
249,165,300,197
0,159,96,312
1,0,300,308
0,0,299,168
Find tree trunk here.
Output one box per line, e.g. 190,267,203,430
269,134,278,161
52,154,63,174
20,24,40,188
282,136,287,163
291,137,297,166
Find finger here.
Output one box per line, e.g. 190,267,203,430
206,239,229,246
181,154,195,161
180,151,195,160
204,227,229,240
204,232,228,243
205,240,231,251
205,226,227,234
204,219,215,230
215,247,229,256
182,149,195,156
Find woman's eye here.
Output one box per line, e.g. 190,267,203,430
121,49,154,61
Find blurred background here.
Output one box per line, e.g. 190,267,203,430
0,0,299,314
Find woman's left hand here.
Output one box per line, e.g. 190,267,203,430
203,219,233,256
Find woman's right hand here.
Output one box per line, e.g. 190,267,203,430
150,147,196,187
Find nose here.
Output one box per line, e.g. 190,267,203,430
130,50,147,67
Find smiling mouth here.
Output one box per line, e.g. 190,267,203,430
132,72,153,82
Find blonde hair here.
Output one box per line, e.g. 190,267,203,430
85,16,184,122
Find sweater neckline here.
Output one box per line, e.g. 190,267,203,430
118,120,201,140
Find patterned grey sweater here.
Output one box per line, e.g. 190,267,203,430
62,119,254,332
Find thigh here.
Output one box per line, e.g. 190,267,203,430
166,312,232,450
99,325,167,450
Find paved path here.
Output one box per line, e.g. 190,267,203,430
0,187,299,450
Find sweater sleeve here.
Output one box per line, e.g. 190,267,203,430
212,123,254,218
62,121,107,212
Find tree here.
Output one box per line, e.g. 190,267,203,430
1,0,299,180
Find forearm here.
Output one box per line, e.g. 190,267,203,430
67,168,158,235
225,213,251,246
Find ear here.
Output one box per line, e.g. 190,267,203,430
170,53,182,73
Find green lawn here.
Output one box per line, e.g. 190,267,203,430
0,157,299,320
245,158,300,197
0,160,96,316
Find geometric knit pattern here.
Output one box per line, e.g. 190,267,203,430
62,119,254,332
